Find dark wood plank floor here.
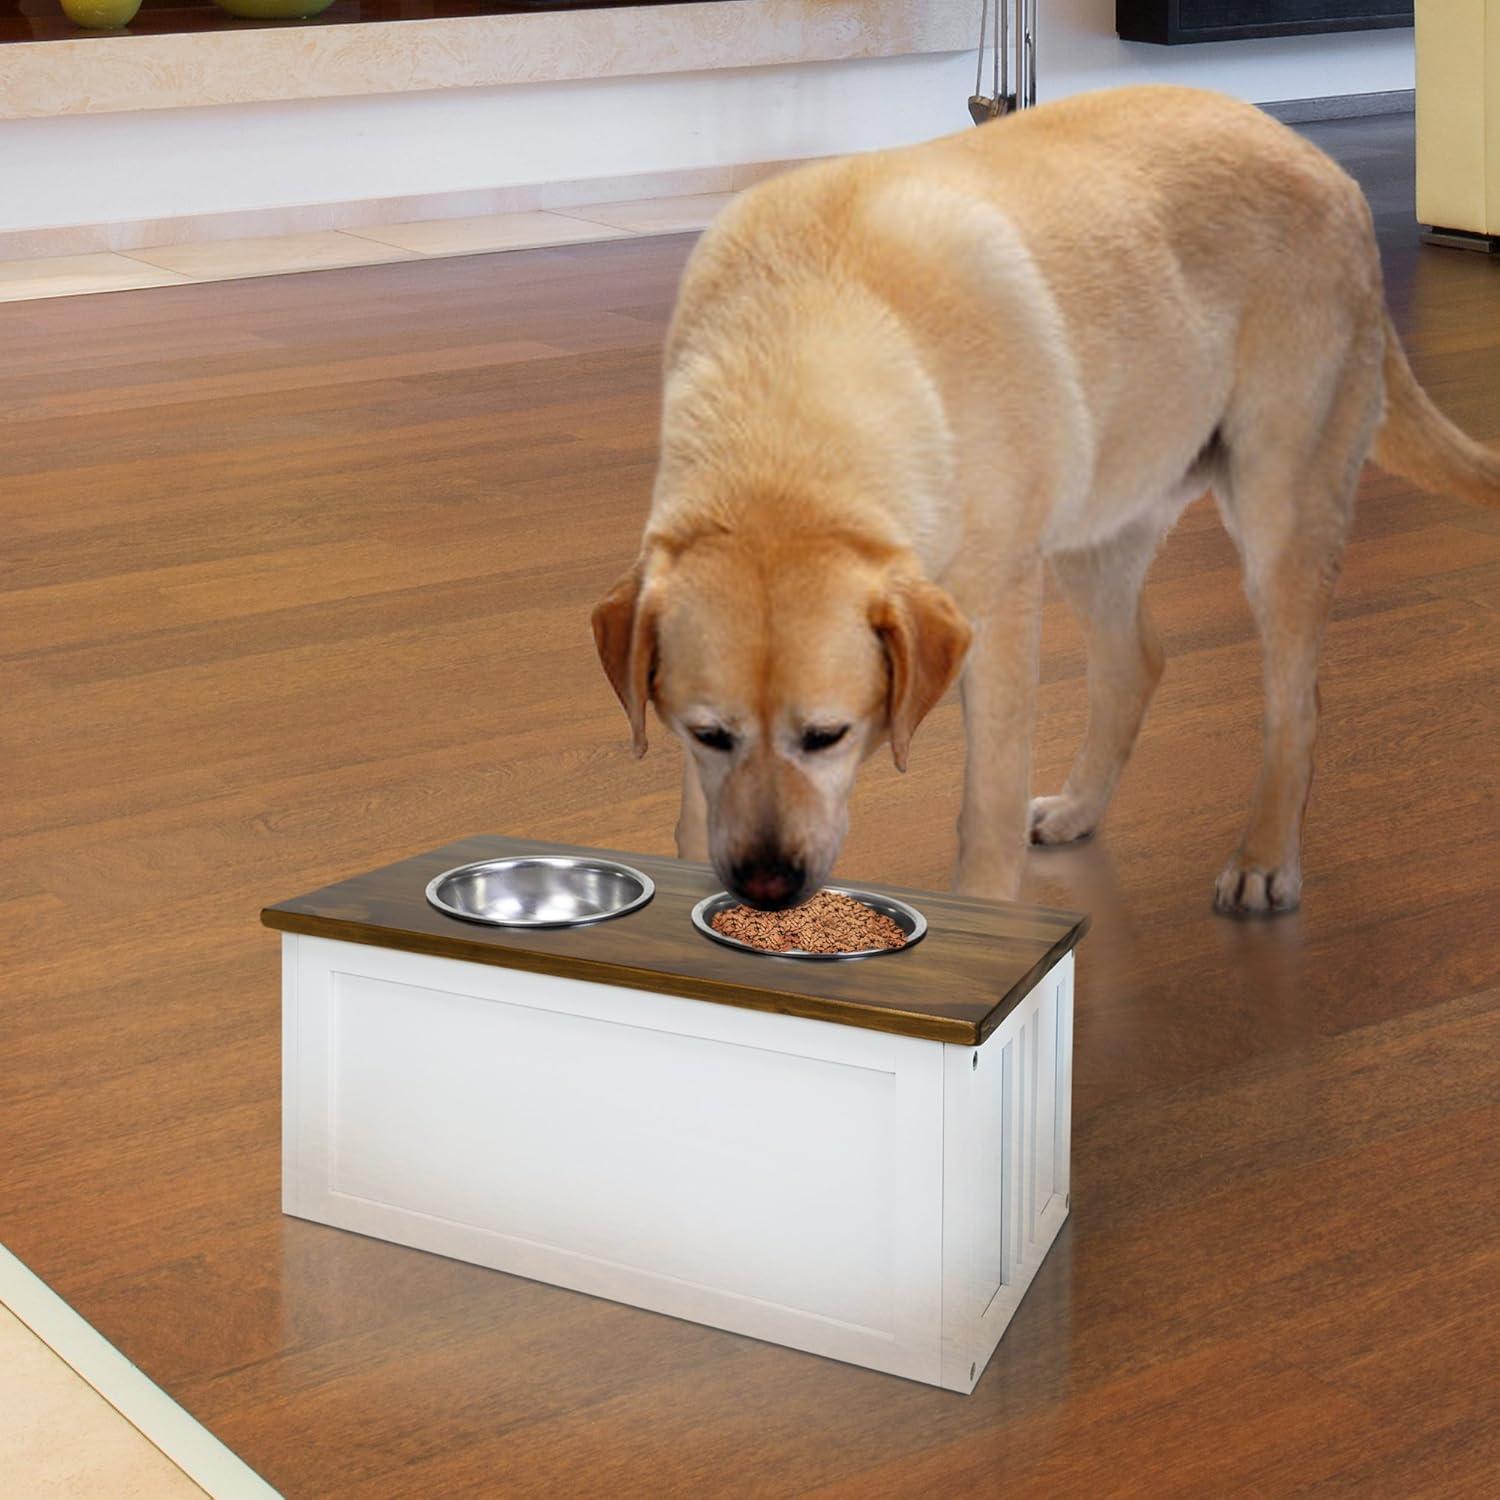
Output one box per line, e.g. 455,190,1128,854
3,115,1497,1496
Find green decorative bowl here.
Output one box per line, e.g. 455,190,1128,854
211,0,335,16
60,0,142,27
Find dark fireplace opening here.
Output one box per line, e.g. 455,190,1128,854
1117,1,1413,45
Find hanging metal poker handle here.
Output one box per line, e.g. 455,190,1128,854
969,0,999,124
1016,0,1036,109
970,0,1032,125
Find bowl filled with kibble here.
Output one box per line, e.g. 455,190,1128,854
691,886,926,960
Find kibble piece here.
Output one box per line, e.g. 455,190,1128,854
710,889,907,954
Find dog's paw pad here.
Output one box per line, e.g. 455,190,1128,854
1028,794,1099,847
1213,859,1302,918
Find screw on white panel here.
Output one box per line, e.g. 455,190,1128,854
970,1362,976,1381
972,1052,978,1070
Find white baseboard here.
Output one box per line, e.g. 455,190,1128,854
2,84,1415,264
0,157,814,263
0,1244,280,1499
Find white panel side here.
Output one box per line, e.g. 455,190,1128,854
1020,1008,1032,1254
280,932,313,1220
1001,1034,1018,1288
284,936,945,1386
940,951,1074,1393
1034,977,1058,1218
1054,951,1075,1207
1012,1012,1030,1276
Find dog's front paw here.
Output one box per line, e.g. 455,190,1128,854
1028,794,1100,847
1213,857,1302,918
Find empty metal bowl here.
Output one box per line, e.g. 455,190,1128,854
426,856,654,928
690,887,926,961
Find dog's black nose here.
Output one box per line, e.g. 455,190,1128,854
730,858,807,911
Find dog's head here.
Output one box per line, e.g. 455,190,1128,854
592,532,970,908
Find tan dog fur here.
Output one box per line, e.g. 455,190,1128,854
593,85,1500,915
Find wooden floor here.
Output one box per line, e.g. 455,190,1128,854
3,115,1497,1496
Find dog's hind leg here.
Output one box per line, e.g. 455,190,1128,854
1030,515,1170,847
1211,356,1379,916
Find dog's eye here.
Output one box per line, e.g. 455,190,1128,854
801,725,849,753
691,725,736,752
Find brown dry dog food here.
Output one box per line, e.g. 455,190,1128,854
711,889,907,954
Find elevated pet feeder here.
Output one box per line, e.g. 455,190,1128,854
263,834,1086,1394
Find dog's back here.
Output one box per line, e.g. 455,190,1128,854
670,87,1390,556
691,85,1379,331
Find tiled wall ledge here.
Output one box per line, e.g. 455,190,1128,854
0,0,972,121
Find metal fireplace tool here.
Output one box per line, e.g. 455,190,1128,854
970,0,1037,124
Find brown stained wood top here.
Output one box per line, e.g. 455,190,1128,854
262,834,1088,1044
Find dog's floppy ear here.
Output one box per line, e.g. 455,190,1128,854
591,562,658,758
871,576,972,772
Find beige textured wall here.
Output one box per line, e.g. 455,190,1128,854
0,0,971,121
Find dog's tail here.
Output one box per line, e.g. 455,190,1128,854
1374,312,1500,508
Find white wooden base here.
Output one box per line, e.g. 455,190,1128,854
281,935,1072,1393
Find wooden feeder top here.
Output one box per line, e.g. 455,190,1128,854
261,834,1088,1045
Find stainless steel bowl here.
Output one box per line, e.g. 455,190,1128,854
426,856,654,928
690,886,926,960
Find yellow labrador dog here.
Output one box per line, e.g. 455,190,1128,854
593,85,1498,915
